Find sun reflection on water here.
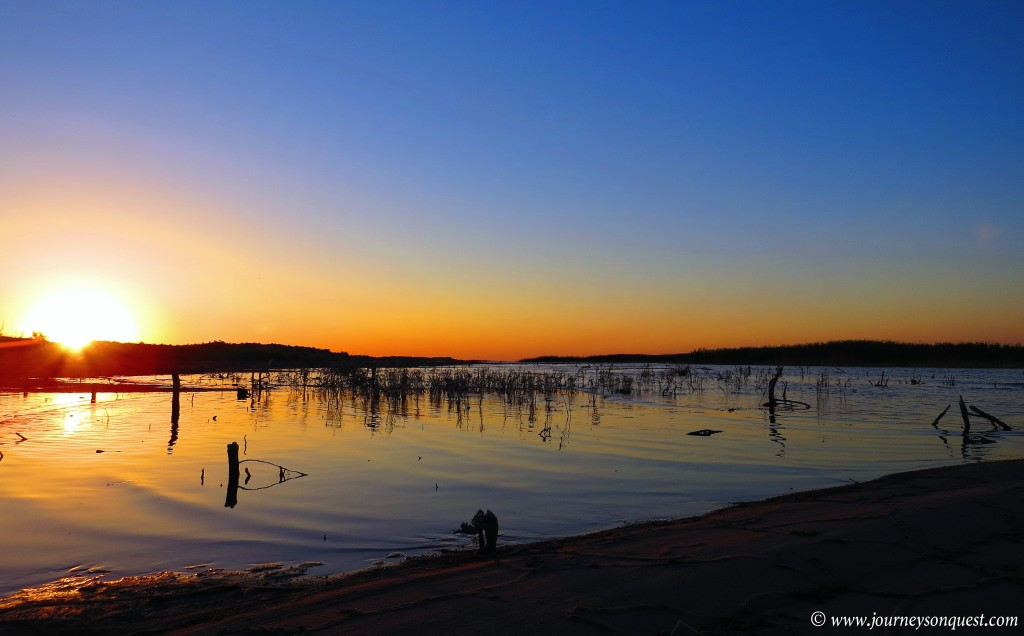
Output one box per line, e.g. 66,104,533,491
50,392,90,435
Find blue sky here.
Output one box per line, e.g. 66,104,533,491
2,1,1022,358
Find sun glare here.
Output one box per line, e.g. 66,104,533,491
21,285,140,351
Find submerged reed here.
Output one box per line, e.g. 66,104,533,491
240,363,849,432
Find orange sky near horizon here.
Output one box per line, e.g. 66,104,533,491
4,189,1021,362
2,164,1022,360
2,3,1022,361
5,263,1023,361
2,174,1022,360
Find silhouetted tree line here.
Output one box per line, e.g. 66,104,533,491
3,337,1020,384
522,340,1024,368
0,338,461,383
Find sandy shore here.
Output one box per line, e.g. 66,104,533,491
2,459,1022,635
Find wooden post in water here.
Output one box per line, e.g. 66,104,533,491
225,442,240,508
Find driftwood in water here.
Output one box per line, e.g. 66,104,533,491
457,509,499,555
955,396,1010,437
968,405,1011,431
761,366,810,411
931,404,951,428
236,458,308,490
958,396,971,435
871,370,889,387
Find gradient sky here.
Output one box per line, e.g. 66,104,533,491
2,0,1022,360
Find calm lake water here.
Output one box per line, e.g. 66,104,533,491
1,364,1022,596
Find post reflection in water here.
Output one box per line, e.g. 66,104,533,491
167,372,182,453
168,391,180,453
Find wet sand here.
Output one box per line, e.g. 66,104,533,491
1,459,1021,635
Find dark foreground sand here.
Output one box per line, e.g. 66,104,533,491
2,460,1022,635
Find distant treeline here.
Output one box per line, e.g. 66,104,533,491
521,340,1024,368
2,338,1021,384
0,338,461,383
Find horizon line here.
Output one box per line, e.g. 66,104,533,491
5,335,1022,364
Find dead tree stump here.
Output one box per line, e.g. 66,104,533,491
764,366,784,408
458,509,499,555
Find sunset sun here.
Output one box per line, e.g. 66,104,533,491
21,285,140,350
